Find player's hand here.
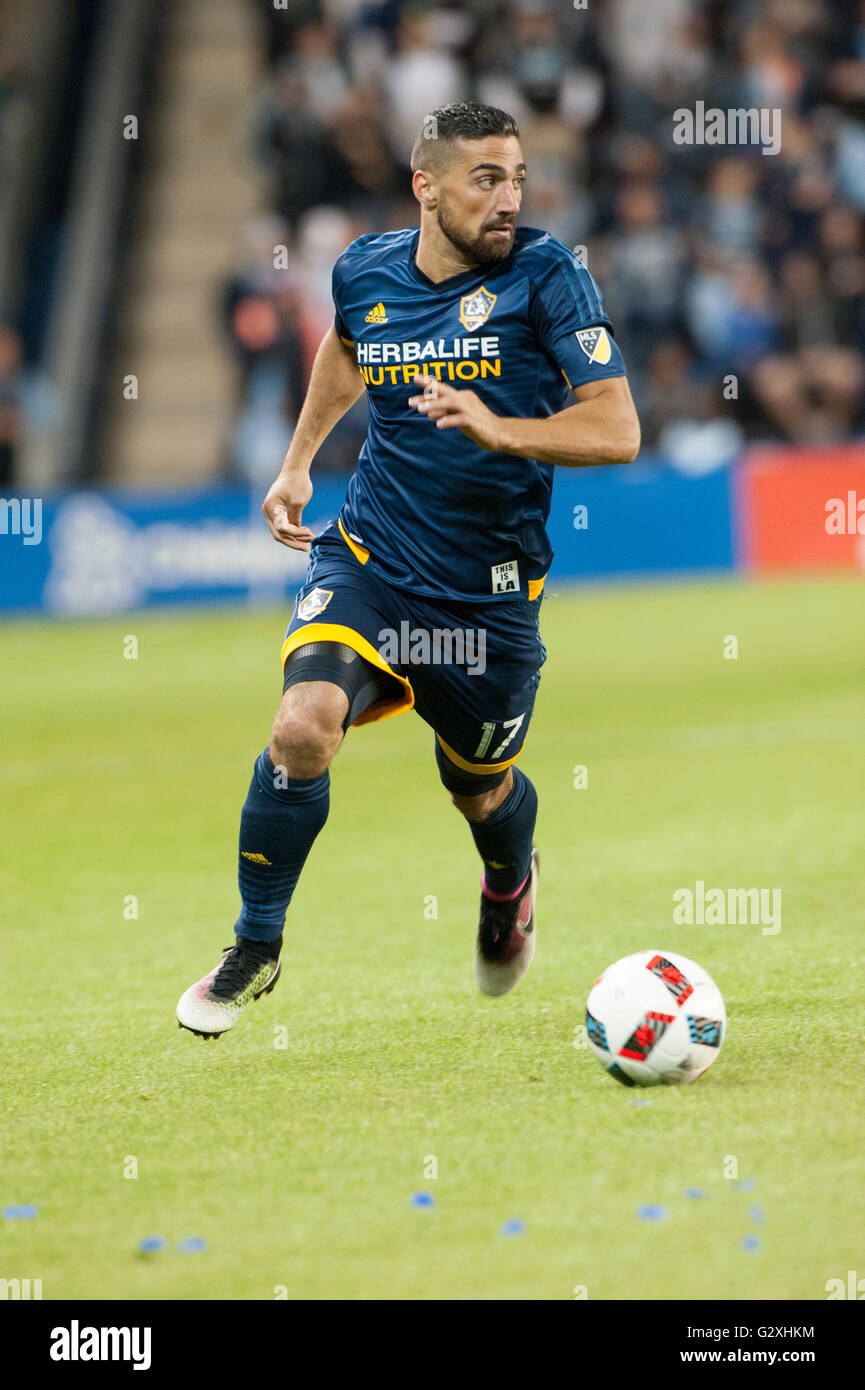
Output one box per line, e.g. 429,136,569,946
408,374,507,452
262,471,315,551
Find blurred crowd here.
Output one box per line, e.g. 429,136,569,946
0,8,65,488
224,0,865,477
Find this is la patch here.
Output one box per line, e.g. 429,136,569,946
575,326,612,365
296,587,334,622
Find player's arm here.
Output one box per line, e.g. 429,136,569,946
498,376,640,467
408,373,640,468
262,324,365,551
409,256,639,467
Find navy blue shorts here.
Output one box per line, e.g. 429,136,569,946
281,524,547,777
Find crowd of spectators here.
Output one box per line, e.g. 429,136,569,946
224,0,865,478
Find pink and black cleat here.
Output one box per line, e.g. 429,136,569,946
474,848,539,997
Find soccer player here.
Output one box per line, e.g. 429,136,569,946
177,102,639,1038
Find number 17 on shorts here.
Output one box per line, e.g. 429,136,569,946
474,714,526,761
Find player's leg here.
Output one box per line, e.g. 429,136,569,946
445,761,537,897
176,645,397,1039
176,526,412,1038
408,588,546,997
235,640,402,947
232,676,345,950
436,743,540,997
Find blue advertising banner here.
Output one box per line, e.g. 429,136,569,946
0,462,735,617
545,461,735,583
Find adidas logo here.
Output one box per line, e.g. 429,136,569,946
241,851,272,865
364,301,388,324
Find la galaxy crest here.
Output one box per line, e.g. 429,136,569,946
459,286,497,332
296,586,334,621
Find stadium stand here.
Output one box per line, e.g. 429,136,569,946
233,0,865,478
2,0,864,488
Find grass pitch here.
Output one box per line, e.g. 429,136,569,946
2,574,863,1300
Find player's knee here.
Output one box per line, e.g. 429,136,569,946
270,682,348,777
450,770,513,822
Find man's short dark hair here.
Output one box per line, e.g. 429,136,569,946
410,101,520,174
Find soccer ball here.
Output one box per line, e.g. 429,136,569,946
585,950,726,1087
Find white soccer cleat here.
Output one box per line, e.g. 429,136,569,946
474,848,539,997
176,938,282,1039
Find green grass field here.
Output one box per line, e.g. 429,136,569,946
2,574,864,1301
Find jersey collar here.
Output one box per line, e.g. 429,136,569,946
407,228,503,293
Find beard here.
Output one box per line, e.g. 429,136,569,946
436,195,515,268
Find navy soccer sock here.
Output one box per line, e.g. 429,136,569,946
234,748,330,944
468,766,537,897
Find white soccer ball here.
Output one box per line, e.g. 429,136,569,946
585,950,726,1087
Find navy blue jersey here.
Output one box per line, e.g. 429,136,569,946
330,225,627,603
